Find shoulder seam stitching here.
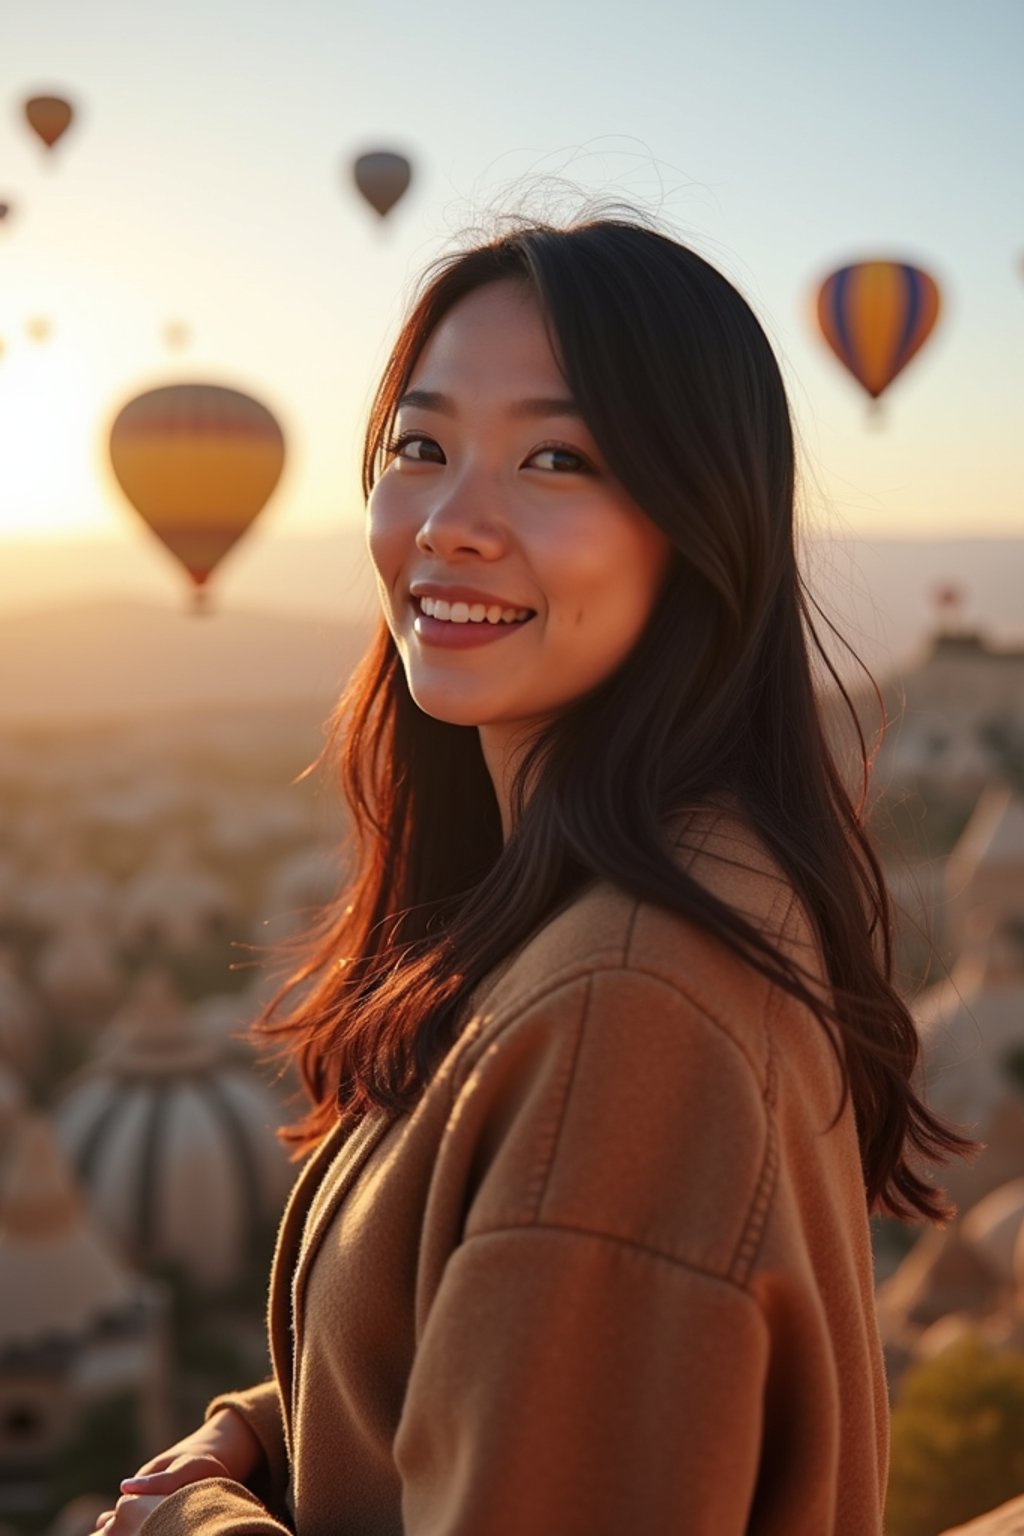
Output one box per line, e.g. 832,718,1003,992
729,886,797,1282
460,962,771,1091
528,973,591,1225
456,1220,766,1306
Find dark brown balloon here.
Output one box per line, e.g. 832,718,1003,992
24,95,74,149
352,151,412,218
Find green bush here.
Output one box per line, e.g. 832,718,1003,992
885,1332,1024,1536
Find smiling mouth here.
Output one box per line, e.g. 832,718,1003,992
410,596,535,626
409,598,537,647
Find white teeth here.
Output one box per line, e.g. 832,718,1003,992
419,596,531,624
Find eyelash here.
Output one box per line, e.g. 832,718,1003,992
382,430,594,475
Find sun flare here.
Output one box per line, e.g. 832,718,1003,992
0,336,120,538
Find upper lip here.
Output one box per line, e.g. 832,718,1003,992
409,581,536,612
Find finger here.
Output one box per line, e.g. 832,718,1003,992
126,1456,175,1477
119,1471,180,1492
120,1455,229,1493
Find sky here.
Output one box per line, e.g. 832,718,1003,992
1,0,1022,603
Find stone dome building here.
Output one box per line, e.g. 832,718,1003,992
914,940,1024,1204
943,782,1024,960
960,1177,1024,1289
0,1068,26,1159
0,948,44,1080
880,779,1024,1391
22,848,114,940
258,841,346,943
200,785,309,861
191,989,259,1059
34,914,123,1032
0,1113,169,1517
52,970,294,1294
115,833,237,955
0,856,19,934
868,628,1024,798
911,785,1024,1210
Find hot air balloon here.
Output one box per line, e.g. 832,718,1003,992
0,202,11,222
108,383,286,613
352,151,412,219
932,582,966,632
163,320,190,351
25,317,51,342
813,259,941,421
24,95,74,151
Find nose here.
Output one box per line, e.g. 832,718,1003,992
414,491,506,558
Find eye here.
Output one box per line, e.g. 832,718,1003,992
528,442,593,474
383,431,443,464
382,432,593,474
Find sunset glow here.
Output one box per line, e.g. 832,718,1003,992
1,0,1020,608
0,338,119,537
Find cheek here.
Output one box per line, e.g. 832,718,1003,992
365,489,406,577
553,518,669,633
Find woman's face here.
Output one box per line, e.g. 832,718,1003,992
366,279,675,753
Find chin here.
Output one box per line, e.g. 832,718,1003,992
408,692,491,728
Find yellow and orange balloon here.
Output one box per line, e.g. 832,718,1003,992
813,259,942,418
109,383,286,612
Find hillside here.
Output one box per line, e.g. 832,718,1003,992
1,535,1021,725
3,532,1022,678
0,600,372,725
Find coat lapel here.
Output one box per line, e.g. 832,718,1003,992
283,1110,399,1439
267,1109,363,1451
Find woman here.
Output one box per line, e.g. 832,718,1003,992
103,208,980,1535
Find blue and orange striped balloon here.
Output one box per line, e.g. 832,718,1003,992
814,260,941,408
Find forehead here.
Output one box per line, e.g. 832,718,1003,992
407,281,565,395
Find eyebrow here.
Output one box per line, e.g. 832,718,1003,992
396,388,584,420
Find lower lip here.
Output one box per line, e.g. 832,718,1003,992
411,603,536,648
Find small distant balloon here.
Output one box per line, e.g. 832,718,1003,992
932,581,967,633
352,151,412,218
108,382,286,612
813,259,941,418
0,202,11,222
163,321,190,350
25,317,51,342
23,95,75,150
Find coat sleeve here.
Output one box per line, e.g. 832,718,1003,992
136,1478,292,1536
393,967,776,1536
204,1378,289,1517
137,1383,292,1536
395,1225,769,1535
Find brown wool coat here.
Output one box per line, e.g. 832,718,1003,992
139,805,891,1536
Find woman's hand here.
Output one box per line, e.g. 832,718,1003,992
92,1453,232,1534
91,1489,183,1536
95,1407,264,1533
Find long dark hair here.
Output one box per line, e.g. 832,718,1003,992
245,206,980,1223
